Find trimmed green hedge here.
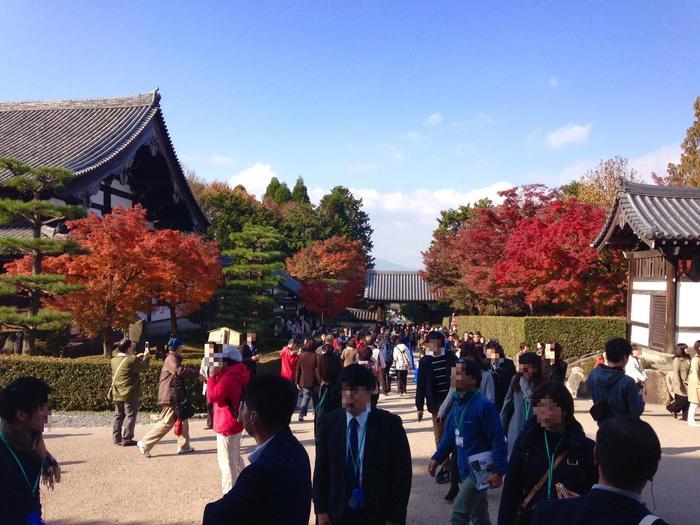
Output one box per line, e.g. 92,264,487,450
0,355,281,412
444,315,626,360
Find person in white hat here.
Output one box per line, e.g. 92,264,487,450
206,344,251,494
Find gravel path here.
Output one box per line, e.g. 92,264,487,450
40,388,698,524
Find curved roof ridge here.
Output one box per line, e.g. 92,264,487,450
0,89,159,112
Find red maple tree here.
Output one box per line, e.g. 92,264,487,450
493,198,626,315
286,236,366,320
149,228,222,336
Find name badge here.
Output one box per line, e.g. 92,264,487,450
455,430,464,448
348,487,363,510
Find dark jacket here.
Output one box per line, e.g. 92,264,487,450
433,390,508,481
531,487,669,525
295,351,319,389
497,419,596,525
0,435,43,524
542,360,568,384
314,380,342,439
157,351,198,408
203,428,312,525
415,352,457,414
491,358,516,411
588,365,644,422
313,407,412,525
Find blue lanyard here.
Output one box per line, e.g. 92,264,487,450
544,431,563,499
346,419,368,484
0,431,43,497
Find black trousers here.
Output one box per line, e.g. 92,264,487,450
382,367,392,393
397,370,408,394
112,400,138,443
206,402,214,428
667,394,689,417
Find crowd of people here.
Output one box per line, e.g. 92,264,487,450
1,320,691,525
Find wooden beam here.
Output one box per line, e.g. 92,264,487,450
665,257,678,354
626,258,633,341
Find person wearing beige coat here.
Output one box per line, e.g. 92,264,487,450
687,341,700,426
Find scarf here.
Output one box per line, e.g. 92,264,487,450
520,376,535,400
0,419,61,490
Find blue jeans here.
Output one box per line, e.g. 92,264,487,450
299,387,314,417
451,477,490,525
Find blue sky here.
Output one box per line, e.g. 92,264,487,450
1,1,699,267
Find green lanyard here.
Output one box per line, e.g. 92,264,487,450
543,431,563,499
524,400,532,421
346,419,368,484
316,386,329,412
0,431,43,497
454,391,480,436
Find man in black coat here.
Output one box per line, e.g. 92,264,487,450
203,374,312,525
314,364,412,525
531,416,668,525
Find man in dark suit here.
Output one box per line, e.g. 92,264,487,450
531,416,668,525
314,364,412,525
203,374,312,525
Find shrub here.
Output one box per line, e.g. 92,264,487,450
445,315,626,360
0,354,282,412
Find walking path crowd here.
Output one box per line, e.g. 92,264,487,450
2,321,699,524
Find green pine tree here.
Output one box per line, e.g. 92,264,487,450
291,176,310,203
218,224,285,333
0,157,85,354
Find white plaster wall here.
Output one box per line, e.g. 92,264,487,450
111,179,132,193
677,281,700,328
631,325,650,347
632,280,666,292
111,194,133,209
677,331,700,346
150,307,170,322
630,293,651,325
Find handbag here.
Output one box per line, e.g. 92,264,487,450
106,356,129,401
177,396,195,420
514,451,567,524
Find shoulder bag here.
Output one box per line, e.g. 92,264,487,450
106,357,129,402
515,451,567,524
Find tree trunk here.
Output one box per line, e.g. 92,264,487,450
22,330,35,355
102,327,113,358
169,305,179,337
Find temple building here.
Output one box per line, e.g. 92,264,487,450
594,180,700,357
0,89,208,234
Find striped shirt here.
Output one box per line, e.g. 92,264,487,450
431,354,451,398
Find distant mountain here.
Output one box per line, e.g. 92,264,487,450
373,258,418,271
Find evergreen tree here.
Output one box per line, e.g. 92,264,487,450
291,176,311,203
263,177,292,206
318,186,374,268
0,157,85,354
218,224,285,332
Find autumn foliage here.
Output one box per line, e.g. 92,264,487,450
5,206,222,354
286,236,366,318
423,187,626,316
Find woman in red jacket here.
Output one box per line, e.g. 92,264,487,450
206,345,251,495
280,339,300,381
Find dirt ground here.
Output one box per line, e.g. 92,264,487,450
41,385,699,524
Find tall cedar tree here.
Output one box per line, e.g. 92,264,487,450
286,236,366,320
494,198,626,315
291,176,311,203
6,206,155,357
659,96,700,187
263,177,292,206
0,157,85,354
318,186,374,268
149,229,222,337
218,224,285,332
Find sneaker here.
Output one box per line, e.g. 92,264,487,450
435,466,451,484
137,441,151,458
121,440,137,447
177,446,195,454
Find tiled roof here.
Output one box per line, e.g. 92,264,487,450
345,308,379,322
594,179,700,250
364,270,437,303
0,91,159,183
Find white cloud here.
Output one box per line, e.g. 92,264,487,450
228,162,277,199
208,153,237,166
630,144,679,181
404,130,425,142
549,75,560,88
546,123,592,148
424,112,443,126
